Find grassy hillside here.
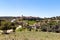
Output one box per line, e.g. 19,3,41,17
0,31,60,40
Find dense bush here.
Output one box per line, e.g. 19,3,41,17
41,24,48,32
0,20,17,34
1,19,60,33
40,21,60,33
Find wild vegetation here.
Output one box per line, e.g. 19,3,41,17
0,16,60,33
0,31,60,40
0,16,60,40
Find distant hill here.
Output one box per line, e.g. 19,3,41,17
0,16,43,21
0,16,16,21
0,16,60,21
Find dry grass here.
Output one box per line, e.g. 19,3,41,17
0,31,60,40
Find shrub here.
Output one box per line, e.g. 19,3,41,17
41,24,48,32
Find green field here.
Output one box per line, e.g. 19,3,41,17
0,31,60,40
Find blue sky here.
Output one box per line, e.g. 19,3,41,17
0,0,60,18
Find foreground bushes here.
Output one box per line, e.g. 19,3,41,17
1,19,60,34
0,20,17,34
41,23,60,33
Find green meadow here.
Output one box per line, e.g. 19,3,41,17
0,31,60,40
